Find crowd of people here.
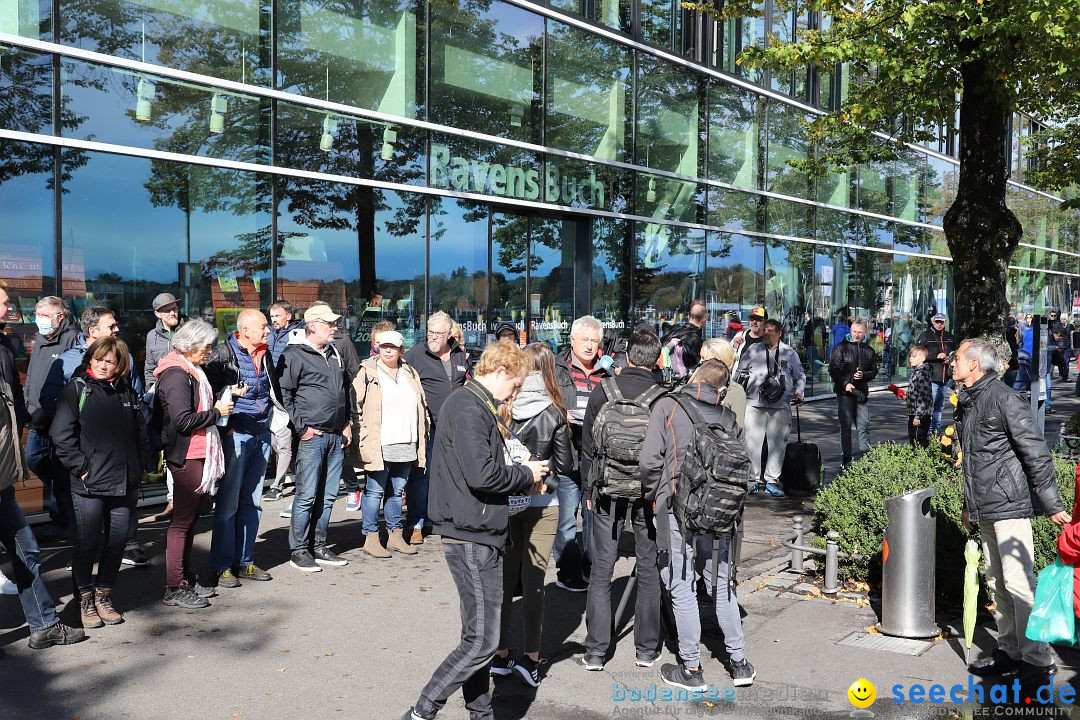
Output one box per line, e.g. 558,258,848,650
0,282,1070,711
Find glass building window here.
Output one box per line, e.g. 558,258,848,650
765,100,812,200
636,173,705,225
855,160,889,216
429,0,543,144
58,0,270,87
709,186,764,233
526,215,578,349
640,0,675,49
764,237,816,390
428,197,489,347
924,156,956,226
276,0,423,121
591,217,632,333
545,19,632,162
707,80,761,189
0,140,56,329
0,44,52,134
705,232,763,330
636,53,703,176
61,150,270,349
635,225,705,331
549,0,630,34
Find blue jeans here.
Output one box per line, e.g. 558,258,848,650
406,432,436,531
363,461,414,534
553,474,590,571
930,382,948,432
0,486,59,632
289,431,344,553
211,429,270,571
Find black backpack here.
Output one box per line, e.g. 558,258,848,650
589,378,666,500
671,395,750,536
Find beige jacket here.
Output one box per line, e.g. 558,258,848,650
351,357,428,472
0,378,25,492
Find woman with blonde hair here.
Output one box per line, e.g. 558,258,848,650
701,337,746,426
491,343,574,686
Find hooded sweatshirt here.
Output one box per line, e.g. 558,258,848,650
508,372,569,509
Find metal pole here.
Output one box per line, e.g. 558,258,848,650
824,531,840,594
614,563,637,631
791,516,804,573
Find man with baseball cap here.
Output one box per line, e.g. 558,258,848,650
732,306,767,358
278,304,353,572
915,311,955,433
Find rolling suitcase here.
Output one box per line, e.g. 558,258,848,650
781,404,821,494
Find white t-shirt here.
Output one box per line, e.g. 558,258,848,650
378,363,418,447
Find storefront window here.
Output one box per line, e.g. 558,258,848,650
427,197,489,348
704,232,763,337
428,132,542,205
591,217,632,334
635,225,705,332
276,0,423,120
61,150,270,354
59,0,271,87
636,53,703,176
707,80,762,189
527,215,578,349
764,237,816,390
429,0,543,144
545,19,632,162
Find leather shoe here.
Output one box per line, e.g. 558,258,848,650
968,649,1020,676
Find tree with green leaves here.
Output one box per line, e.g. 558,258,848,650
694,0,1080,339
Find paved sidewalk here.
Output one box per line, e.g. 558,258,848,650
1,386,1078,719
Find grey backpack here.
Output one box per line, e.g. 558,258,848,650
588,378,666,500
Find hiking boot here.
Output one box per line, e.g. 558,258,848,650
582,653,605,671
28,621,87,649
516,656,542,687
121,547,150,566
490,653,517,677
215,568,241,588
289,549,322,573
313,547,348,567
236,564,272,581
660,662,707,692
387,529,418,555
409,528,426,545
79,590,103,629
363,532,391,559
163,584,210,609
344,491,361,512
730,658,756,687
969,649,1020,676
94,587,124,625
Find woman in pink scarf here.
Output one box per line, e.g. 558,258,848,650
153,319,234,609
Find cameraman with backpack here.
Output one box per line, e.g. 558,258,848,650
735,319,805,496
659,301,706,382
640,359,756,691
579,330,666,671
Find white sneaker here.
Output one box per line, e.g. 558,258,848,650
0,568,17,595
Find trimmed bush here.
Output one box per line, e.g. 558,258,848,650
813,439,1076,606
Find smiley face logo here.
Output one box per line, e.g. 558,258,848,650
848,678,876,709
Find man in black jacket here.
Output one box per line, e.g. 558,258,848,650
580,330,664,671
952,339,1069,689
404,341,548,720
403,310,470,543
659,300,706,379
277,305,353,573
828,321,878,467
915,313,956,432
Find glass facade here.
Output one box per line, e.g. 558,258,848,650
1,0,1077,410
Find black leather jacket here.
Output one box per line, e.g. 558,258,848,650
956,372,1063,522
510,404,575,475
828,339,878,397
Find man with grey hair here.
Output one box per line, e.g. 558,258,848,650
24,296,80,532
403,310,470,543
952,338,1069,689
552,314,609,592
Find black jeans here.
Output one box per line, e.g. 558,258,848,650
908,415,930,447
70,490,135,594
585,495,662,660
415,542,502,720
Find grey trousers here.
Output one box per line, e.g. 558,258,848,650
743,405,791,485
660,513,745,668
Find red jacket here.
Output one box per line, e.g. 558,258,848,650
1056,466,1080,618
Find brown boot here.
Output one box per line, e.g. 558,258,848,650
409,528,425,545
94,588,124,625
363,532,391,559
387,529,418,555
79,591,103,629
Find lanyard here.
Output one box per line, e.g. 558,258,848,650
465,380,517,439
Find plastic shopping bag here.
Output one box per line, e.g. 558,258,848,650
1025,558,1076,646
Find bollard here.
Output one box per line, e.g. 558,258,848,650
878,487,938,638
791,516,805,573
823,531,839,594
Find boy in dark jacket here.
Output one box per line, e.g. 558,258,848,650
905,347,933,447
405,341,549,720
639,359,756,691
915,313,955,432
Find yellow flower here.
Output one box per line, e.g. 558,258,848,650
949,392,958,407
941,436,952,447
945,426,955,437
957,451,963,463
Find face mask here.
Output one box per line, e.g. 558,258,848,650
35,317,55,335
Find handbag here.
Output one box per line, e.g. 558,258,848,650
1025,558,1076,645
759,346,786,404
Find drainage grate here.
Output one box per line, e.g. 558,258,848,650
836,631,935,656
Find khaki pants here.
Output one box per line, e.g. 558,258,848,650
979,518,1054,667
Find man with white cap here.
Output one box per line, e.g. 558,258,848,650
277,304,353,572
915,311,955,433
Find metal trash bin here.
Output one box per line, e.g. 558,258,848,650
878,487,939,638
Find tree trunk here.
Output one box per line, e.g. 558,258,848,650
943,59,1021,341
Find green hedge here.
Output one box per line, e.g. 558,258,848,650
812,439,1076,606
